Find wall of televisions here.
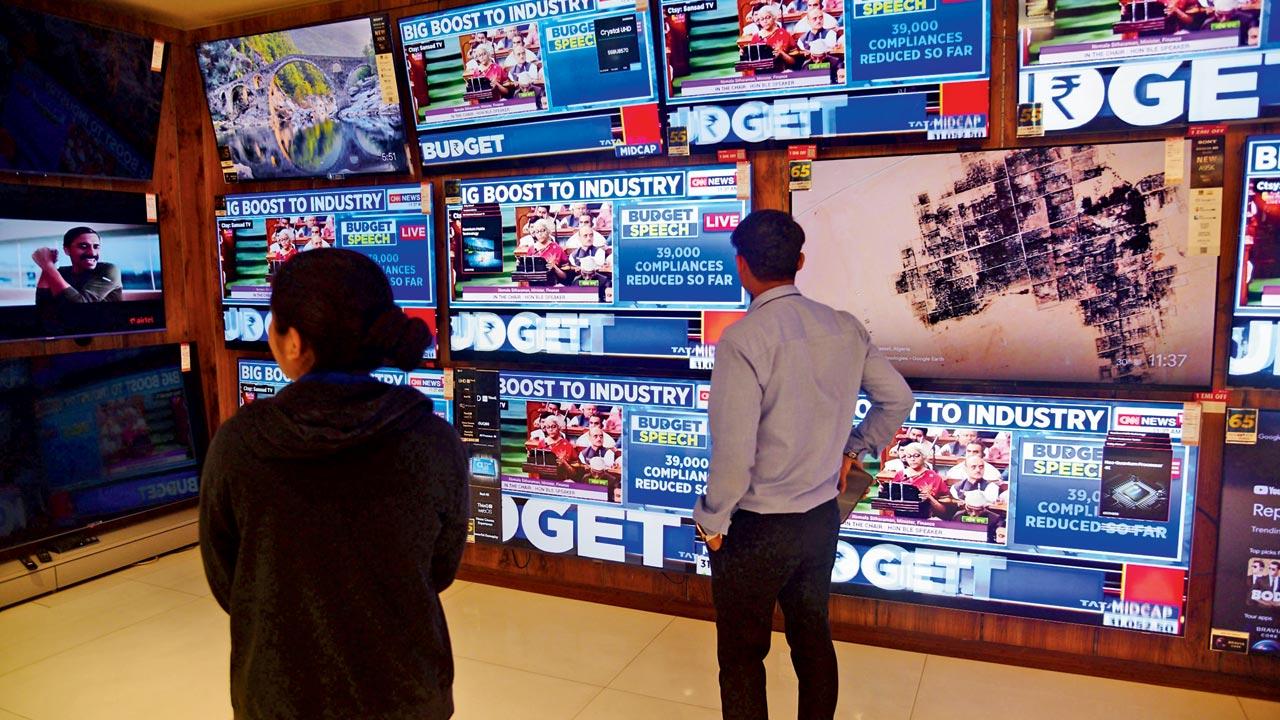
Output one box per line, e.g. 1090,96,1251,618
2,0,1280,693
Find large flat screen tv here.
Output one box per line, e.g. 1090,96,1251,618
458,368,1198,635
0,5,167,180
399,0,661,165
0,343,207,560
1229,135,1280,387
0,184,165,343
791,142,1217,386
196,15,411,182
218,184,438,358
447,165,750,370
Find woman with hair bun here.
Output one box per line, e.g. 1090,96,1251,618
200,249,467,720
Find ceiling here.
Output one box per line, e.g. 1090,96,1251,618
87,0,333,31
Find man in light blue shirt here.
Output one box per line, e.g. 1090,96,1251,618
693,209,914,720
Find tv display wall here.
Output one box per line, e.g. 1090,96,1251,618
661,0,991,144
237,359,451,422
791,142,1217,386
196,16,410,182
218,184,437,357
400,0,661,165
0,184,165,344
458,369,1198,635
448,165,749,370
0,5,167,180
0,344,206,559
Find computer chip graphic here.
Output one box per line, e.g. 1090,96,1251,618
1110,475,1165,512
1100,432,1173,522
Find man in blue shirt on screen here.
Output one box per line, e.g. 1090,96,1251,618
694,209,913,720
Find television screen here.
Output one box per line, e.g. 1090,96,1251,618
237,359,451,422
0,344,206,559
1229,135,1280,386
218,184,437,357
0,184,165,343
0,5,166,180
400,0,662,165
196,16,410,182
1022,0,1266,66
791,142,1217,386
447,165,750,369
1017,0,1279,132
1211,408,1280,655
660,0,991,144
457,368,1197,635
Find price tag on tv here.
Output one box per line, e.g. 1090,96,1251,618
1189,187,1222,257
1194,390,1229,414
1164,138,1184,185
736,161,750,201
145,194,158,222
443,368,455,400
150,40,165,72
1180,402,1201,446
1016,103,1043,138
1226,408,1259,445
719,148,747,163
179,343,191,373
788,145,817,161
375,53,398,106
667,127,689,157
789,160,813,191
420,181,432,215
1187,124,1227,138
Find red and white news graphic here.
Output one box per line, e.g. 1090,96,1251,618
1113,407,1183,438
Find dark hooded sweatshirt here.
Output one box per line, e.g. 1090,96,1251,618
199,376,468,720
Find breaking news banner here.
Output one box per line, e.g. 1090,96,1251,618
217,185,438,358
1020,0,1273,69
236,359,452,423
400,0,661,164
447,166,749,369
457,366,1200,635
667,84,989,146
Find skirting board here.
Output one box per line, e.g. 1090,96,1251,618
0,507,198,608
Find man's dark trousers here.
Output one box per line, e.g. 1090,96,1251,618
709,498,840,720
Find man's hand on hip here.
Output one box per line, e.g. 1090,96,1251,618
839,454,864,494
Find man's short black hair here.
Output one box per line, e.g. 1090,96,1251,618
730,209,804,282
62,226,98,247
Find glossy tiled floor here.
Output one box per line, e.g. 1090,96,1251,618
0,547,1277,720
